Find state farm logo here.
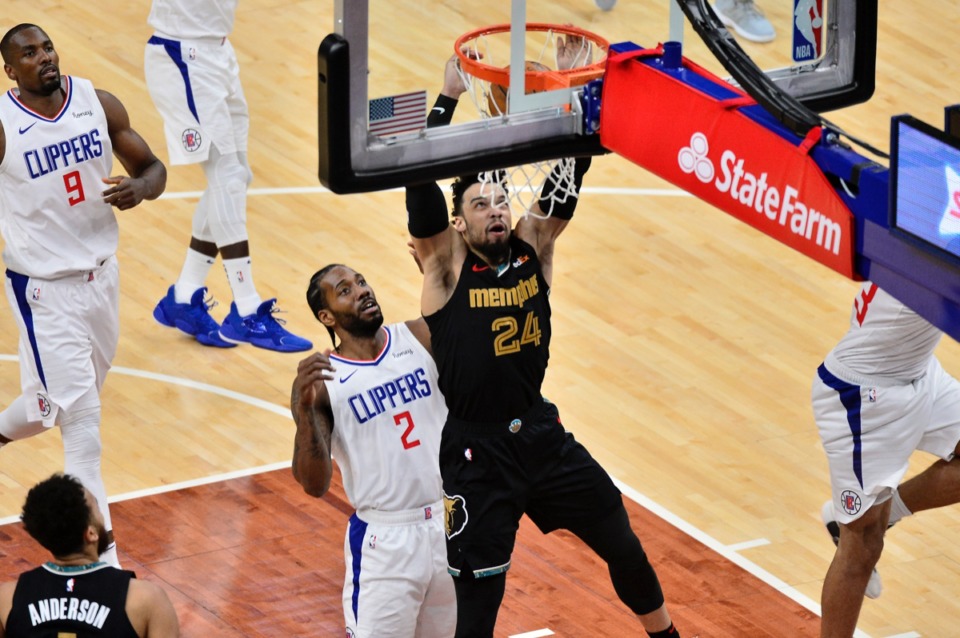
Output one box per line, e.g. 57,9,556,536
676,132,842,256
678,132,715,183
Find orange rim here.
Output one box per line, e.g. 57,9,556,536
454,22,609,92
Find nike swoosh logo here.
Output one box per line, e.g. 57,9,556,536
339,370,358,383
472,264,490,272
18,122,36,134
431,107,445,114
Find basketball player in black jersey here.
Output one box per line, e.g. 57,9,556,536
0,474,179,637
402,53,681,638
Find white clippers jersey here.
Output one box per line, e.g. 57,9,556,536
0,76,117,279
148,0,238,39
326,323,447,512
827,281,942,382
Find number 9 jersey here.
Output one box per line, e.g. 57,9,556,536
0,75,117,279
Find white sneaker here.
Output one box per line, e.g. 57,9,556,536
820,501,883,599
713,0,776,43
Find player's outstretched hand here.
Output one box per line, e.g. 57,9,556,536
556,27,592,71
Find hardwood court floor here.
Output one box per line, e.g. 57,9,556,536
1,1,959,637
0,468,820,637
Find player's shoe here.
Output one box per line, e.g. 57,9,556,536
218,299,313,353
713,0,776,43
153,286,236,348
821,500,883,599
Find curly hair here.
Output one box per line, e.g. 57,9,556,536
21,473,91,558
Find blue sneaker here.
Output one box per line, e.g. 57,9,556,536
218,299,313,353
153,285,237,348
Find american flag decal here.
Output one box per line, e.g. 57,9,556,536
368,90,427,136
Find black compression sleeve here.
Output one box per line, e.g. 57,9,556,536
538,156,592,220
406,181,450,238
426,94,459,128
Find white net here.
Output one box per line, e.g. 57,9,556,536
454,27,595,218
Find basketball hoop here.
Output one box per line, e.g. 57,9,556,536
453,23,607,217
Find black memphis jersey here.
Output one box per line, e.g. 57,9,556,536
5,563,139,637
425,236,551,422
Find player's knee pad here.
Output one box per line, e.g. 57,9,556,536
202,148,249,246
60,404,103,471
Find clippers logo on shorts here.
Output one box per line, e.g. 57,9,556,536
508,418,522,433
37,393,52,418
841,490,862,516
181,128,202,153
443,493,468,539
792,0,824,62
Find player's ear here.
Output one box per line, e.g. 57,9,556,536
317,308,335,329
451,216,466,232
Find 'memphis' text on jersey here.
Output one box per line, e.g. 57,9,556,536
468,273,540,309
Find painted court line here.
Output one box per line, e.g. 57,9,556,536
157,185,693,200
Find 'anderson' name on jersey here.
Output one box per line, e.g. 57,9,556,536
25,595,112,629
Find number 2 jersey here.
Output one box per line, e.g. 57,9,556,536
0,76,117,279
325,323,447,512
825,281,943,383
425,235,551,422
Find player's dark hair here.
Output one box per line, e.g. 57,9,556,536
21,473,91,558
0,24,46,64
450,170,509,217
306,264,345,348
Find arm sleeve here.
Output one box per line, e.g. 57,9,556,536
538,156,592,220
426,94,459,128
407,181,450,238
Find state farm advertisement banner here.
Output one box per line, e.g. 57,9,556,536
600,47,856,278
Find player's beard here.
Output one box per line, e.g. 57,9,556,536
95,522,110,557
38,66,60,95
339,308,384,340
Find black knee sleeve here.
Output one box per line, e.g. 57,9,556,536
573,506,666,615
453,571,506,638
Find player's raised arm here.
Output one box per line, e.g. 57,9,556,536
290,353,336,497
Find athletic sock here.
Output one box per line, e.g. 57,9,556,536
174,248,216,303
647,623,679,637
888,488,912,527
223,256,261,316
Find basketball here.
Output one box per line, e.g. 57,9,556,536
487,61,550,115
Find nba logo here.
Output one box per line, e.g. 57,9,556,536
792,0,824,63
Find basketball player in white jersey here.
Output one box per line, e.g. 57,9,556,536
292,264,455,638
813,281,960,637
144,0,311,353
0,24,167,568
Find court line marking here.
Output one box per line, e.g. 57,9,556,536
157,185,694,200
509,630,555,638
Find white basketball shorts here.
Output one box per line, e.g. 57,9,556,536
4,257,119,426
144,35,249,165
343,501,455,638
813,357,960,524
